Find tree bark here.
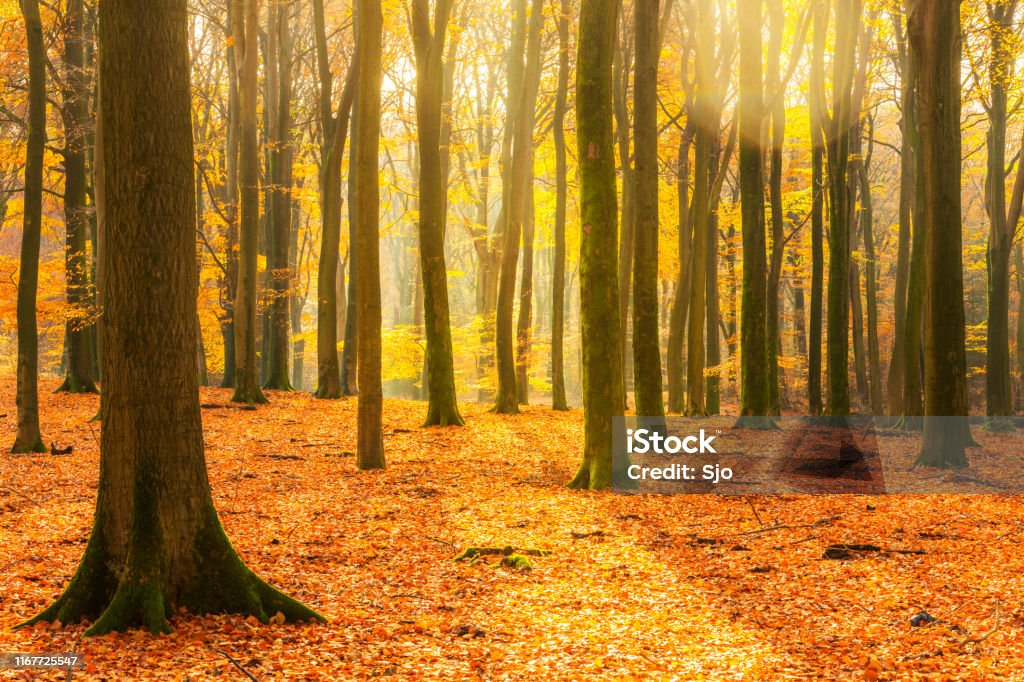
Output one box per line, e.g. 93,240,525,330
910,0,969,467
569,0,623,490
411,0,464,426
56,0,98,395
631,0,665,419
230,0,267,404
807,0,828,416
12,0,46,453
551,0,571,411
737,0,771,421
355,0,385,469
20,0,322,634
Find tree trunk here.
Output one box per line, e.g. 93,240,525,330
886,8,913,417
824,0,861,417
737,0,771,420
355,0,385,469
861,121,883,415
220,7,240,389
551,0,570,411
631,0,665,418
615,0,635,407
910,0,969,468
341,104,360,396
984,0,1020,426
666,117,694,413
263,0,294,390
231,0,266,404
765,0,785,416
569,0,623,490
56,0,98,395
21,0,322,634
12,0,46,453
411,0,464,426
807,0,828,415
515,179,536,404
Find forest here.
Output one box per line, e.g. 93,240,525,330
1,0,1024,678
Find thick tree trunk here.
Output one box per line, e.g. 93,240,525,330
632,0,665,419
12,0,46,453
21,0,322,634
231,0,266,404
411,0,463,426
57,0,98,395
551,0,570,411
910,0,969,468
355,0,385,469
736,0,771,421
569,0,623,490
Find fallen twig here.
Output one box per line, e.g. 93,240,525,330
0,484,43,507
721,515,841,538
210,647,261,681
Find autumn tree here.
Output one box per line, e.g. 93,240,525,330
551,0,571,412
11,0,46,453
569,0,622,489
910,0,969,468
410,0,464,426
824,0,861,417
230,0,267,404
263,0,295,391
56,0,98,395
631,0,664,419
19,0,323,633
355,0,386,469
312,0,356,399
983,0,1024,428
807,0,828,416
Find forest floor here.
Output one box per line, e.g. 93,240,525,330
1,380,1023,680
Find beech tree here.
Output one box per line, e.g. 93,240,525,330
910,0,969,468
11,0,46,453
355,0,386,469
569,0,622,489
20,0,322,633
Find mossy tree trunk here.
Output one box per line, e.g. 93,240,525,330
313,0,356,399
410,0,464,426
355,0,386,470
230,0,266,405
910,0,969,468
551,0,571,412
12,0,46,454
21,0,323,634
631,0,664,419
56,0,98,396
569,0,623,490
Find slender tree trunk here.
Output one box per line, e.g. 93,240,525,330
355,0,385,469
551,0,570,411
411,0,463,426
886,8,913,417
910,0,969,468
824,0,862,417
263,0,294,390
569,0,623,490
807,0,828,415
984,0,1020,425
231,0,266,404
12,0,47,453
220,8,240,389
666,118,694,413
632,0,665,418
341,105,359,396
21,0,322,634
57,0,98,395
615,0,635,406
765,0,785,416
515,178,536,403
861,121,883,415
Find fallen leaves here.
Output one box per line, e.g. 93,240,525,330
0,380,1022,679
